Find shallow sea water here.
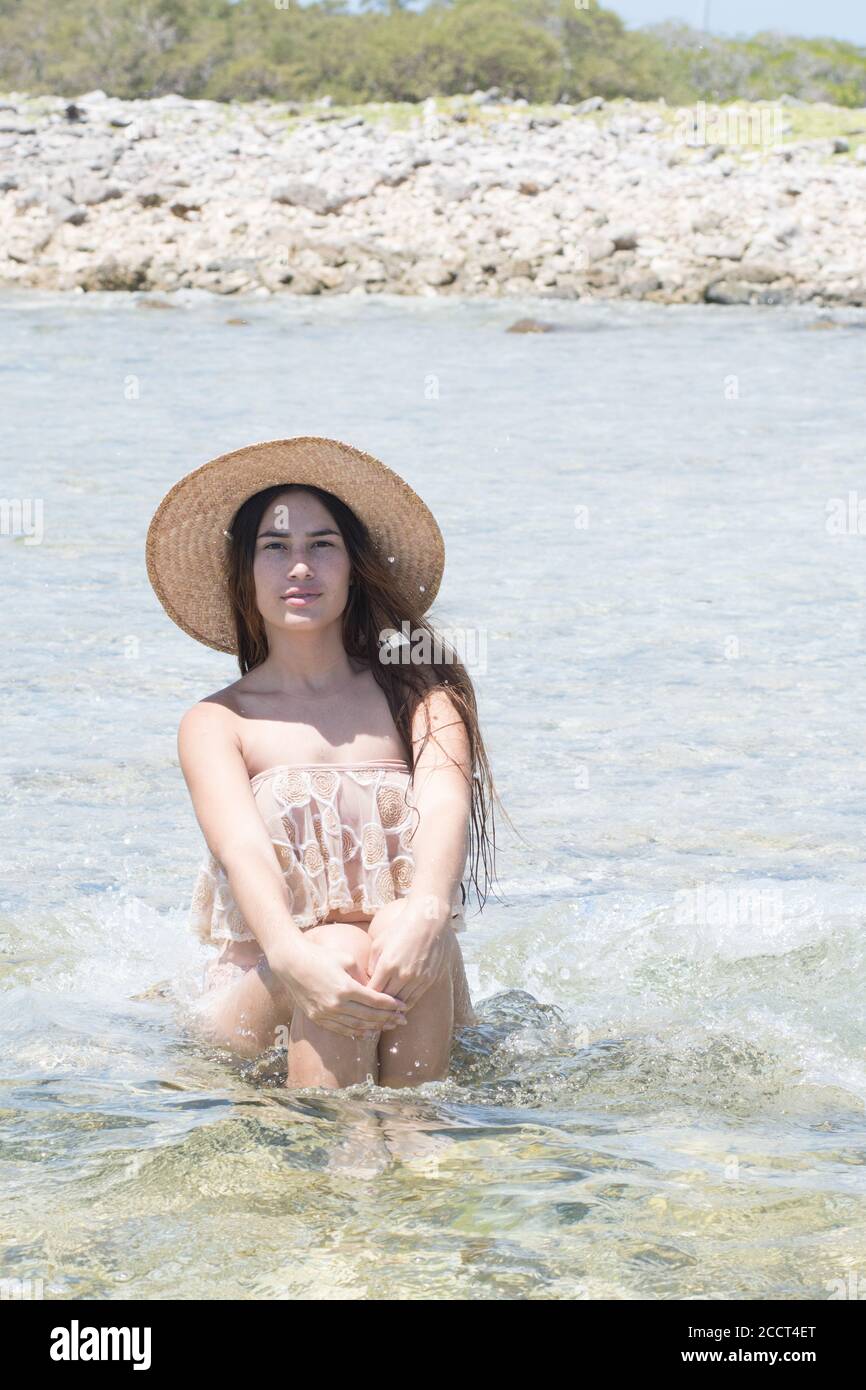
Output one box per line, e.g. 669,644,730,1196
1,289,866,1299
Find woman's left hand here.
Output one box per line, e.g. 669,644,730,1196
365,896,452,1011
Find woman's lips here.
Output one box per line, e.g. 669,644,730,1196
283,593,321,606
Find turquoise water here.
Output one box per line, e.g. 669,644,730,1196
2,289,866,1299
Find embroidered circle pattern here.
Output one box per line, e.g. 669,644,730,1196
187,764,424,945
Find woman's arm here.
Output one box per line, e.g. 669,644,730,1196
179,701,408,1037
364,686,472,1003
404,686,472,927
178,701,308,971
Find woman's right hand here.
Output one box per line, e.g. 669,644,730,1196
269,938,408,1040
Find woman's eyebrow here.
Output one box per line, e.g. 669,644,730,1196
257,528,341,539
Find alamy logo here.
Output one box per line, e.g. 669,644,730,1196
49,1320,152,1370
0,1277,44,1299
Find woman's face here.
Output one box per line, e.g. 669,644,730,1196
253,490,352,631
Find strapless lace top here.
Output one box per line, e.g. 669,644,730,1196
188,759,466,946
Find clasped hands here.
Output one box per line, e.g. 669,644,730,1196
365,893,453,1012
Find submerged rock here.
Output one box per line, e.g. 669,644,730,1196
506,317,557,332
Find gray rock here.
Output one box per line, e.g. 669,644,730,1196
432,175,475,202
14,189,44,211
576,97,605,114
73,176,122,205
754,286,794,304
45,195,86,224
734,260,785,283
783,137,836,157
202,256,259,276
169,195,205,218
124,122,157,141
608,116,648,137
419,259,459,286
584,235,616,263
377,162,413,187
625,275,662,297
702,239,746,260
691,213,719,234
543,280,581,299
6,228,54,261
149,93,193,108
696,143,726,162
76,255,151,290
704,279,751,305
325,177,372,206
271,180,342,214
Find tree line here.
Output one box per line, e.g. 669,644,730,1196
1,0,865,107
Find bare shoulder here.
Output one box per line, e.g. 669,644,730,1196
177,683,244,770
409,684,470,771
178,681,245,726
196,677,246,714
409,683,465,733
176,683,282,867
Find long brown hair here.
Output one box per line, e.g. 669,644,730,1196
224,482,521,918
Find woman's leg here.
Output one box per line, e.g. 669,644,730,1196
286,922,382,1090
190,955,294,1060
452,937,478,1027
365,900,477,1028
376,926,460,1088
190,921,474,1084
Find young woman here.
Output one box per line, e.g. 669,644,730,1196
146,436,508,1091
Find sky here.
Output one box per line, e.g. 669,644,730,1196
610,0,866,44
296,1,866,46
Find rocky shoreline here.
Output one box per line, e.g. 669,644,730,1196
2,88,866,305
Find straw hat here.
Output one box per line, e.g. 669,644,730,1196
145,435,445,654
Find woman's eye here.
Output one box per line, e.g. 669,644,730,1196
263,541,333,550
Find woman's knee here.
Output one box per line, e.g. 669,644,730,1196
303,921,372,980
